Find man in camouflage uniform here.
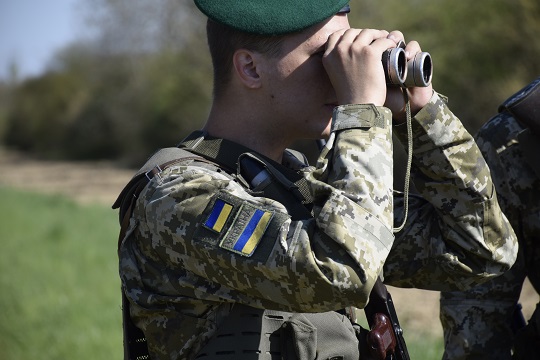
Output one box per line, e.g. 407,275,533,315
116,1,518,359
440,77,540,360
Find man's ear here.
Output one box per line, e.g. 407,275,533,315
232,49,262,89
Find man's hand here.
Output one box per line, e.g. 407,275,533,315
323,28,433,122
323,28,400,107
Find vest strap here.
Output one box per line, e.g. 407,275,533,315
499,77,540,137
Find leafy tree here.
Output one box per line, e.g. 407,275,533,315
3,71,89,158
2,0,539,165
350,0,540,132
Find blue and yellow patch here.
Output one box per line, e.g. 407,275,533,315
203,198,233,233
219,203,274,257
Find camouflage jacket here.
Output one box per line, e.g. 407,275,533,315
118,92,517,359
440,110,540,360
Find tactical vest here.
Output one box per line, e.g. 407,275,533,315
113,130,364,360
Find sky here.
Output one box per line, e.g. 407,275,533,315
0,0,82,80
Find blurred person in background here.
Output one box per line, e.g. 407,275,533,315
440,77,540,360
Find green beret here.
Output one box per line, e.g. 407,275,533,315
194,0,350,35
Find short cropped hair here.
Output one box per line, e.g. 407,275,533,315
206,19,285,98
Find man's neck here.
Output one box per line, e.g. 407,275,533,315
203,103,288,163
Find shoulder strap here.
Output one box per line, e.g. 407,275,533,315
113,148,204,216
112,147,216,248
499,77,540,137
497,77,540,179
179,130,314,209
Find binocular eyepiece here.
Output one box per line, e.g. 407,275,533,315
382,41,433,88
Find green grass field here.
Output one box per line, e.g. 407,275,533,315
0,186,442,359
0,187,123,359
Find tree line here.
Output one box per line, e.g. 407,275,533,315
0,0,538,167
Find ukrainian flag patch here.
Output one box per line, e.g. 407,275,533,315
203,198,234,233
220,203,274,257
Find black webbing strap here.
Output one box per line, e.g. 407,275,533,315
179,130,314,207
499,77,540,137
498,77,540,180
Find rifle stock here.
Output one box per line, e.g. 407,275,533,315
364,278,410,360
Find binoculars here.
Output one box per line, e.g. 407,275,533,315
382,41,433,88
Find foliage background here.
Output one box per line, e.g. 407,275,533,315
1,0,539,167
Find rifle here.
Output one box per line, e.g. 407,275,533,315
511,302,527,334
364,278,410,360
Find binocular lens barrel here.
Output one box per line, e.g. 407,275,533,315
382,47,407,86
382,43,433,88
404,52,432,88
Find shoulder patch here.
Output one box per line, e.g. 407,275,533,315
203,198,234,233
220,203,274,257
194,191,289,262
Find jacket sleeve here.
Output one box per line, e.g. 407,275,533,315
382,92,518,291
119,104,396,315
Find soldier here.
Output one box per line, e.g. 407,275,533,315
440,77,540,360
115,1,517,359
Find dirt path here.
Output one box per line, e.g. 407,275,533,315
0,148,134,206
1,147,537,339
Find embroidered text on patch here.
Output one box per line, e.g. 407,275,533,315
204,198,233,233
220,204,274,257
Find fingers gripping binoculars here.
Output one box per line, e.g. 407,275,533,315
382,41,433,87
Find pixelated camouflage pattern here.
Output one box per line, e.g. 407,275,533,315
118,92,517,359
440,111,540,359
383,93,517,291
